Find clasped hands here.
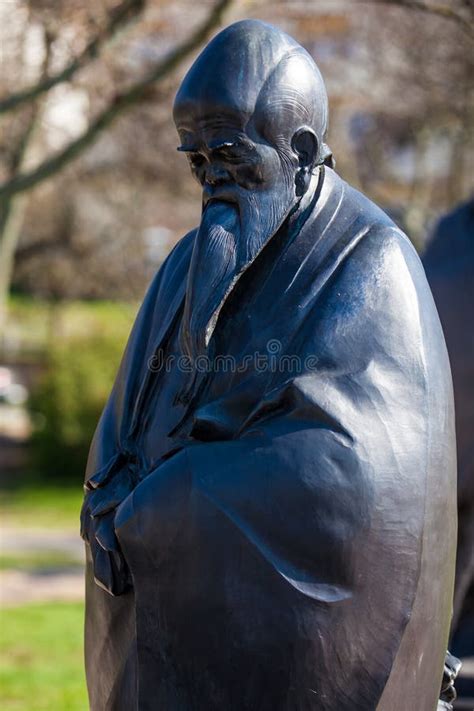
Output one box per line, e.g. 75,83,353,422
81,448,190,596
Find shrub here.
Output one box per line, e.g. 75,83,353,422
29,333,126,482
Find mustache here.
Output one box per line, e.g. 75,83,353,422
202,185,242,209
203,188,280,265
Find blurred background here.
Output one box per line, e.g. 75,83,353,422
0,1,472,708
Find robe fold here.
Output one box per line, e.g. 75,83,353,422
84,168,456,710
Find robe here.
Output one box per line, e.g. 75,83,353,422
83,167,456,710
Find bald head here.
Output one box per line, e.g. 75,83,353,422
174,20,330,165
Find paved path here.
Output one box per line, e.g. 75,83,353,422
0,526,84,556
0,568,84,606
0,526,84,605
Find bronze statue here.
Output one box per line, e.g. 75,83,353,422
81,20,457,710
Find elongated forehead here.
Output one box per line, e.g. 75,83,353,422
174,104,248,136
173,20,298,128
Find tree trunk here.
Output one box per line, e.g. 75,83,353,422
0,106,42,339
0,195,29,337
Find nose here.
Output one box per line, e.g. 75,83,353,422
205,164,231,187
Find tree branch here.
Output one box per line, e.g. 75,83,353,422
0,0,146,115
0,0,233,201
363,0,474,38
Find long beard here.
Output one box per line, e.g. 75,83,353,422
180,200,239,361
178,179,295,402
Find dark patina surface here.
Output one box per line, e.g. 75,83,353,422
81,20,457,711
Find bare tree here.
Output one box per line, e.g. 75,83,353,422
4,0,471,310
0,0,233,331
360,0,474,37
0,0,146,114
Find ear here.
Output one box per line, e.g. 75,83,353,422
291,127,318,197
291,127,319,169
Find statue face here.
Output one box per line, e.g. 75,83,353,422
175,107,299,362
176,117,285,204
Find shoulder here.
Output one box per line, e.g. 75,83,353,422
340,223,434,336
155,228,197,285
350,222,426,300
143,228,197,302
306,170,427,299
310,213,441,369
128,227,197,339
325,174,431,313
167,227,198,263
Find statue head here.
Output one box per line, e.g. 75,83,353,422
174,19,331,206
173,20,331,362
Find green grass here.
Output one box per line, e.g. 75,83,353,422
0,550,81,571
0,297,131,708
0,602,88,711
0,485,83,530
6,295,137,358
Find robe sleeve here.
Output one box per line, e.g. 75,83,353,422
84,229,195,489
82,232,196,710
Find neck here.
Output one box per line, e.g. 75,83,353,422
286,167,324,238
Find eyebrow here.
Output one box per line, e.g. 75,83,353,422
209,140,239,151
177,145,199,153
176,140,242,153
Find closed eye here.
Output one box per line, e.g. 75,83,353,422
212,149,242,164
188,152,206,169
211,144,256,165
